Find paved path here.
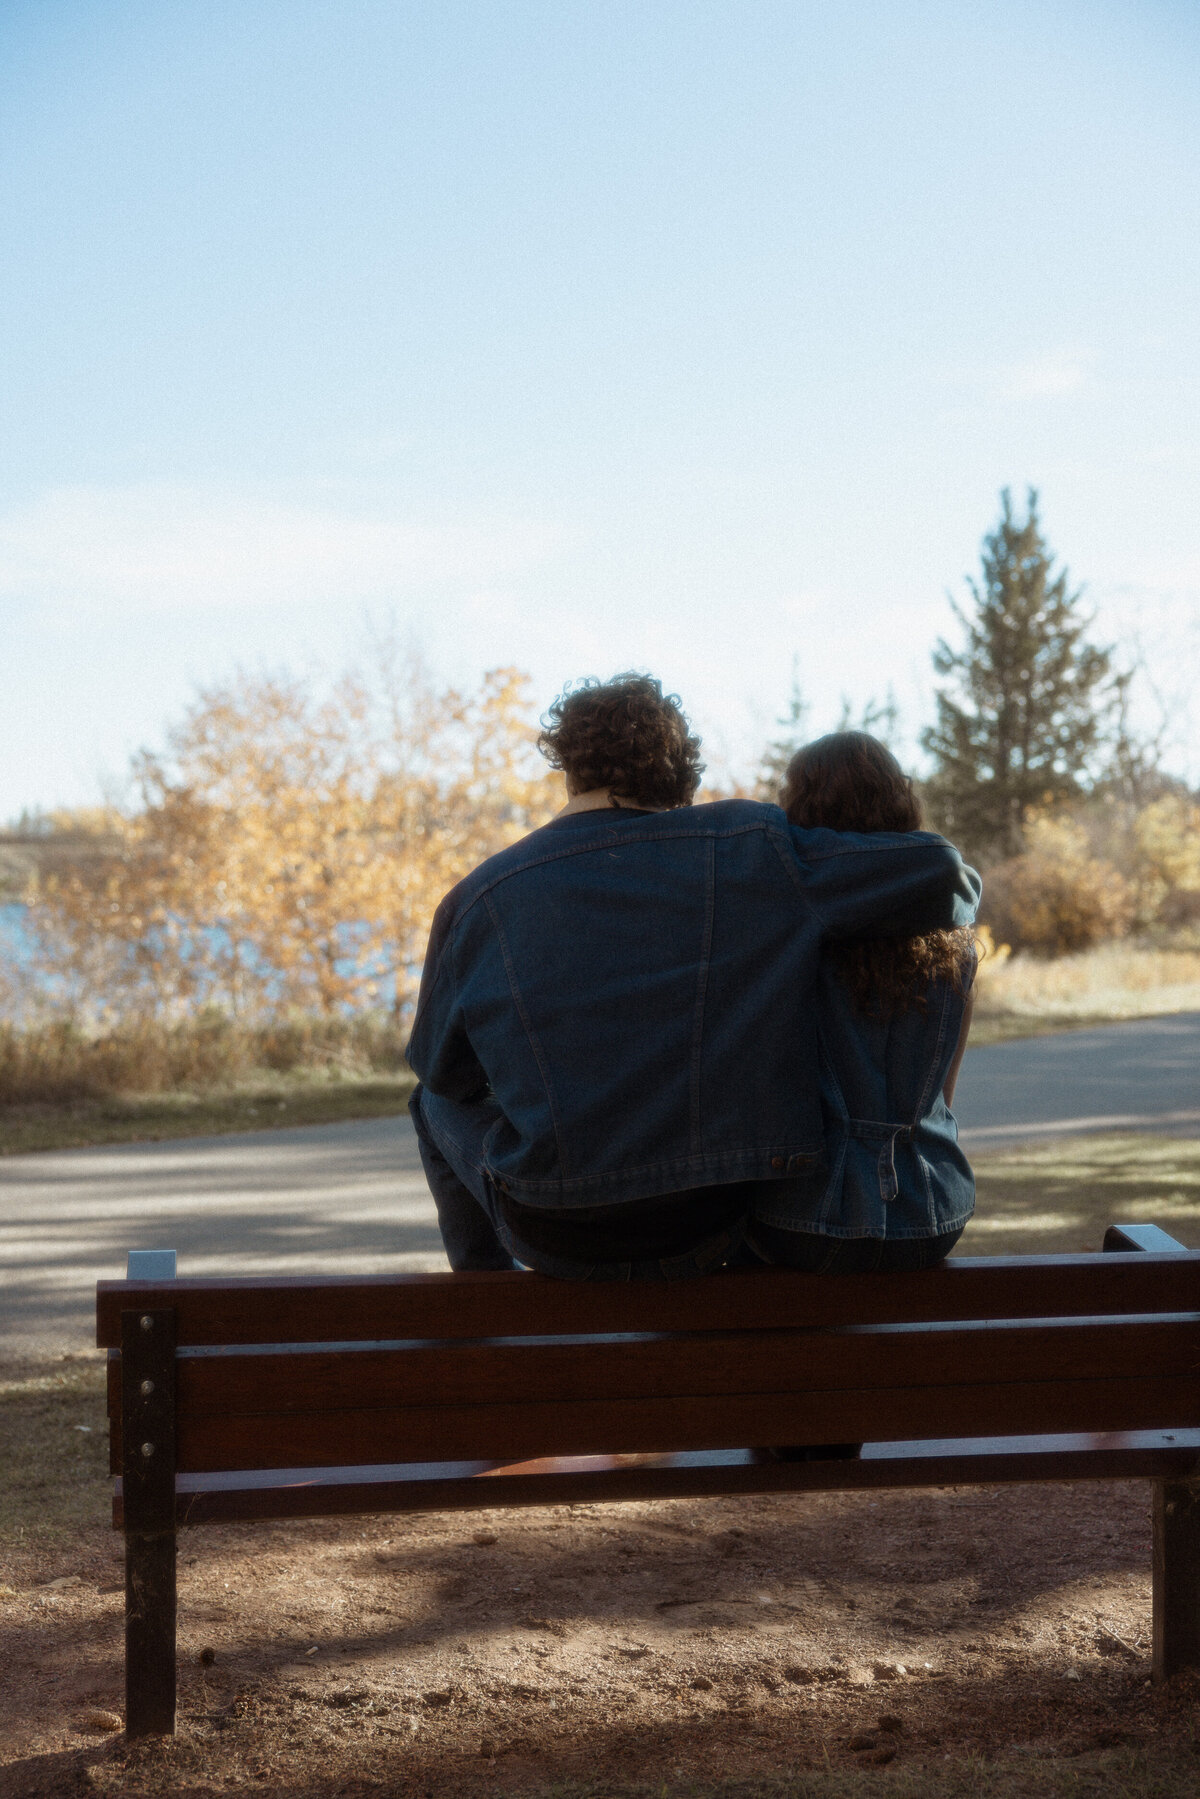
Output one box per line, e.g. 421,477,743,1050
0,1116,442,1358
953,1011,1200,1150
3,1013,1198,1356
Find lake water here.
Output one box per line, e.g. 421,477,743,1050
0,902,33,965
0,902,410,1010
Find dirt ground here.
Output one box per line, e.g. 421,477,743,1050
4,1471,1200,1797
7,1120,1200,1797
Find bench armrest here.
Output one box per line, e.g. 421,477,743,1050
1104,1223,1187,1254
126,1250,177,1280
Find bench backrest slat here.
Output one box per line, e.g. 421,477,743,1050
95,1253,1200,1346
107,1313,1200,1472
115,1370,1200,1471
104,1314,1200,1427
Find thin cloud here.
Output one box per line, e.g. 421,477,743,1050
937,348,1097,406
999,350,1094,400
0,485,554,618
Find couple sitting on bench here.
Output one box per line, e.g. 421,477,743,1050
104,684,1200,1740
408,671,981,1284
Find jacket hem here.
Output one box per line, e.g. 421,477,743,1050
745,1206,976,1241
485,1148,824,1208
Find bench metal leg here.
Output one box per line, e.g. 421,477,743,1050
121,1308,178,1736
1153,1479,1200,1681
126,1528,177,1734
1105,1227,1198,1680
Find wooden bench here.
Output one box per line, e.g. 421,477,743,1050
98,1223,1200,1738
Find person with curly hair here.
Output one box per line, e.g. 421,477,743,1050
535,672,705,811
742,731,977,1278
407,674,981,1280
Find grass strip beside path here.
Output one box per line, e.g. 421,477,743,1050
0,1355,108,1545
0,1073,415,1155
967,1012,1133,1047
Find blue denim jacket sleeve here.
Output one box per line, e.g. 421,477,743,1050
788,825,983,941
407,887,490,1102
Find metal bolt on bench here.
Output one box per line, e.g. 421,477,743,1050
101,1231,1200,1738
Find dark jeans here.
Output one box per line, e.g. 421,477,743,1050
736,1220,965,1272
410,1085,748,1281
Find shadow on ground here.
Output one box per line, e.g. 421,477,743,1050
0,1476,1175,1796
964,1134,1200,1256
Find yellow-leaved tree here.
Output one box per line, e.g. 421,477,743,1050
28,658,559,1026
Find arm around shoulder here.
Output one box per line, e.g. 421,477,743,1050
795,826,982,942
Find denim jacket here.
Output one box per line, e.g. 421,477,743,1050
406,800,981,1208
751,957,976,1241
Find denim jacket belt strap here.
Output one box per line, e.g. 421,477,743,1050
845,1118,916,1205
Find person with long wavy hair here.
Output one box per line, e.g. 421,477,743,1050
743,730,977,1282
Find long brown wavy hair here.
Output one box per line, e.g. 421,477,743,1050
782,732,975,1020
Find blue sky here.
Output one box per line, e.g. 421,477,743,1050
2,0,1199,817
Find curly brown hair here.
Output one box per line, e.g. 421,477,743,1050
538,673,704,809
782,732,975,1020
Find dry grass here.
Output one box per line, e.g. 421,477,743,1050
0,1073,414,1155
0,1355,109,1544
0,1012,416,1154
974,940,1200,1027
0,1011,410,1107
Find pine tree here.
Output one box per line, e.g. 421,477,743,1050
835,686,901,749
921,490,1112,864
756,668,903,802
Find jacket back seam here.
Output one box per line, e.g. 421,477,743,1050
910,981,956,1124
688,836,716,1155
481,890,570,1179
765,830,828,924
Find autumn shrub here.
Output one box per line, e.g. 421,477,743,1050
1129,793,1200,928
981,815,1134,956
